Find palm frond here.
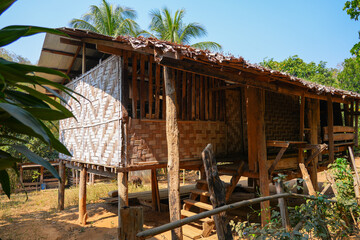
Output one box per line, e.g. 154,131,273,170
180,22,207,44
191,41,222,52
69,0,138,37
69,19,98,33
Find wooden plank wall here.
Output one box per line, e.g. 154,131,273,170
122,52,226,121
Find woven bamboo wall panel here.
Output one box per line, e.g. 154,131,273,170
265,91,300,141
128,119,226,165
59,56,123,166
225,89,244,154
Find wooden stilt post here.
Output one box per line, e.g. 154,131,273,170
118,172,129,207
275,180,291,232
151,169,161,212
117,172,128,240
120,207,144,240
355,100,359,147
58,160,66,210
327,94,334,163
246,87,269,226
40,166,44,185
299,93,305,164
75,170,78,187
79,166,87,225
163,66,183,240
308,98,320,192
19,165,23,184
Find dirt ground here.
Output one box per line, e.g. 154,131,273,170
0,158,359,240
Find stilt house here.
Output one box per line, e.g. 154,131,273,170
38,28,360,237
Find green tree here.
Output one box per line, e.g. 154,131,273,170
149,7,222,51
69,0,142,37
260,55,338,87
0,48,31,64
344,1,360,56
0,0,78,198
338,57,360,93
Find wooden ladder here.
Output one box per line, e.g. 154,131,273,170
180,161,245,239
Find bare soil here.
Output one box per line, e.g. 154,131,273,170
0,159,359,240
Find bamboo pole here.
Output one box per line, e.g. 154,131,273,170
136,193,336,239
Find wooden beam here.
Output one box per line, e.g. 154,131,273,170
82,43,86,74
58,161,66,210
160,57,350,104
163,67,183,240
132,54,138,118
246,86,269,226
327,94,335,163
79,166,87,225
307,98,320,191
60,37,96,50
82,37,154,56
155,64,161,119
299,94,305,164
148,57,153,119
140,55,146,118
42,48,98,61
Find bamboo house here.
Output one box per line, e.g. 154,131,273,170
37,28,360,239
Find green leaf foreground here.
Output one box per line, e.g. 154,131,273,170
12,145,60,180
0,3,77,198
0,170,11,198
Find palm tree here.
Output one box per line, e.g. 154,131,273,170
69,0,142,37
149,8,222,51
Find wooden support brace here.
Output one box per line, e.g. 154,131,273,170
202,144,233,240
268,147,287,175
348,146,360,193
275,180,291,232
299,163,316,196
324,170,338,197
305,144,327,166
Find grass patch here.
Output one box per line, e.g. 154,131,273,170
0,181,154,220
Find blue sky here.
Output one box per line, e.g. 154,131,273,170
1,0,359,68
